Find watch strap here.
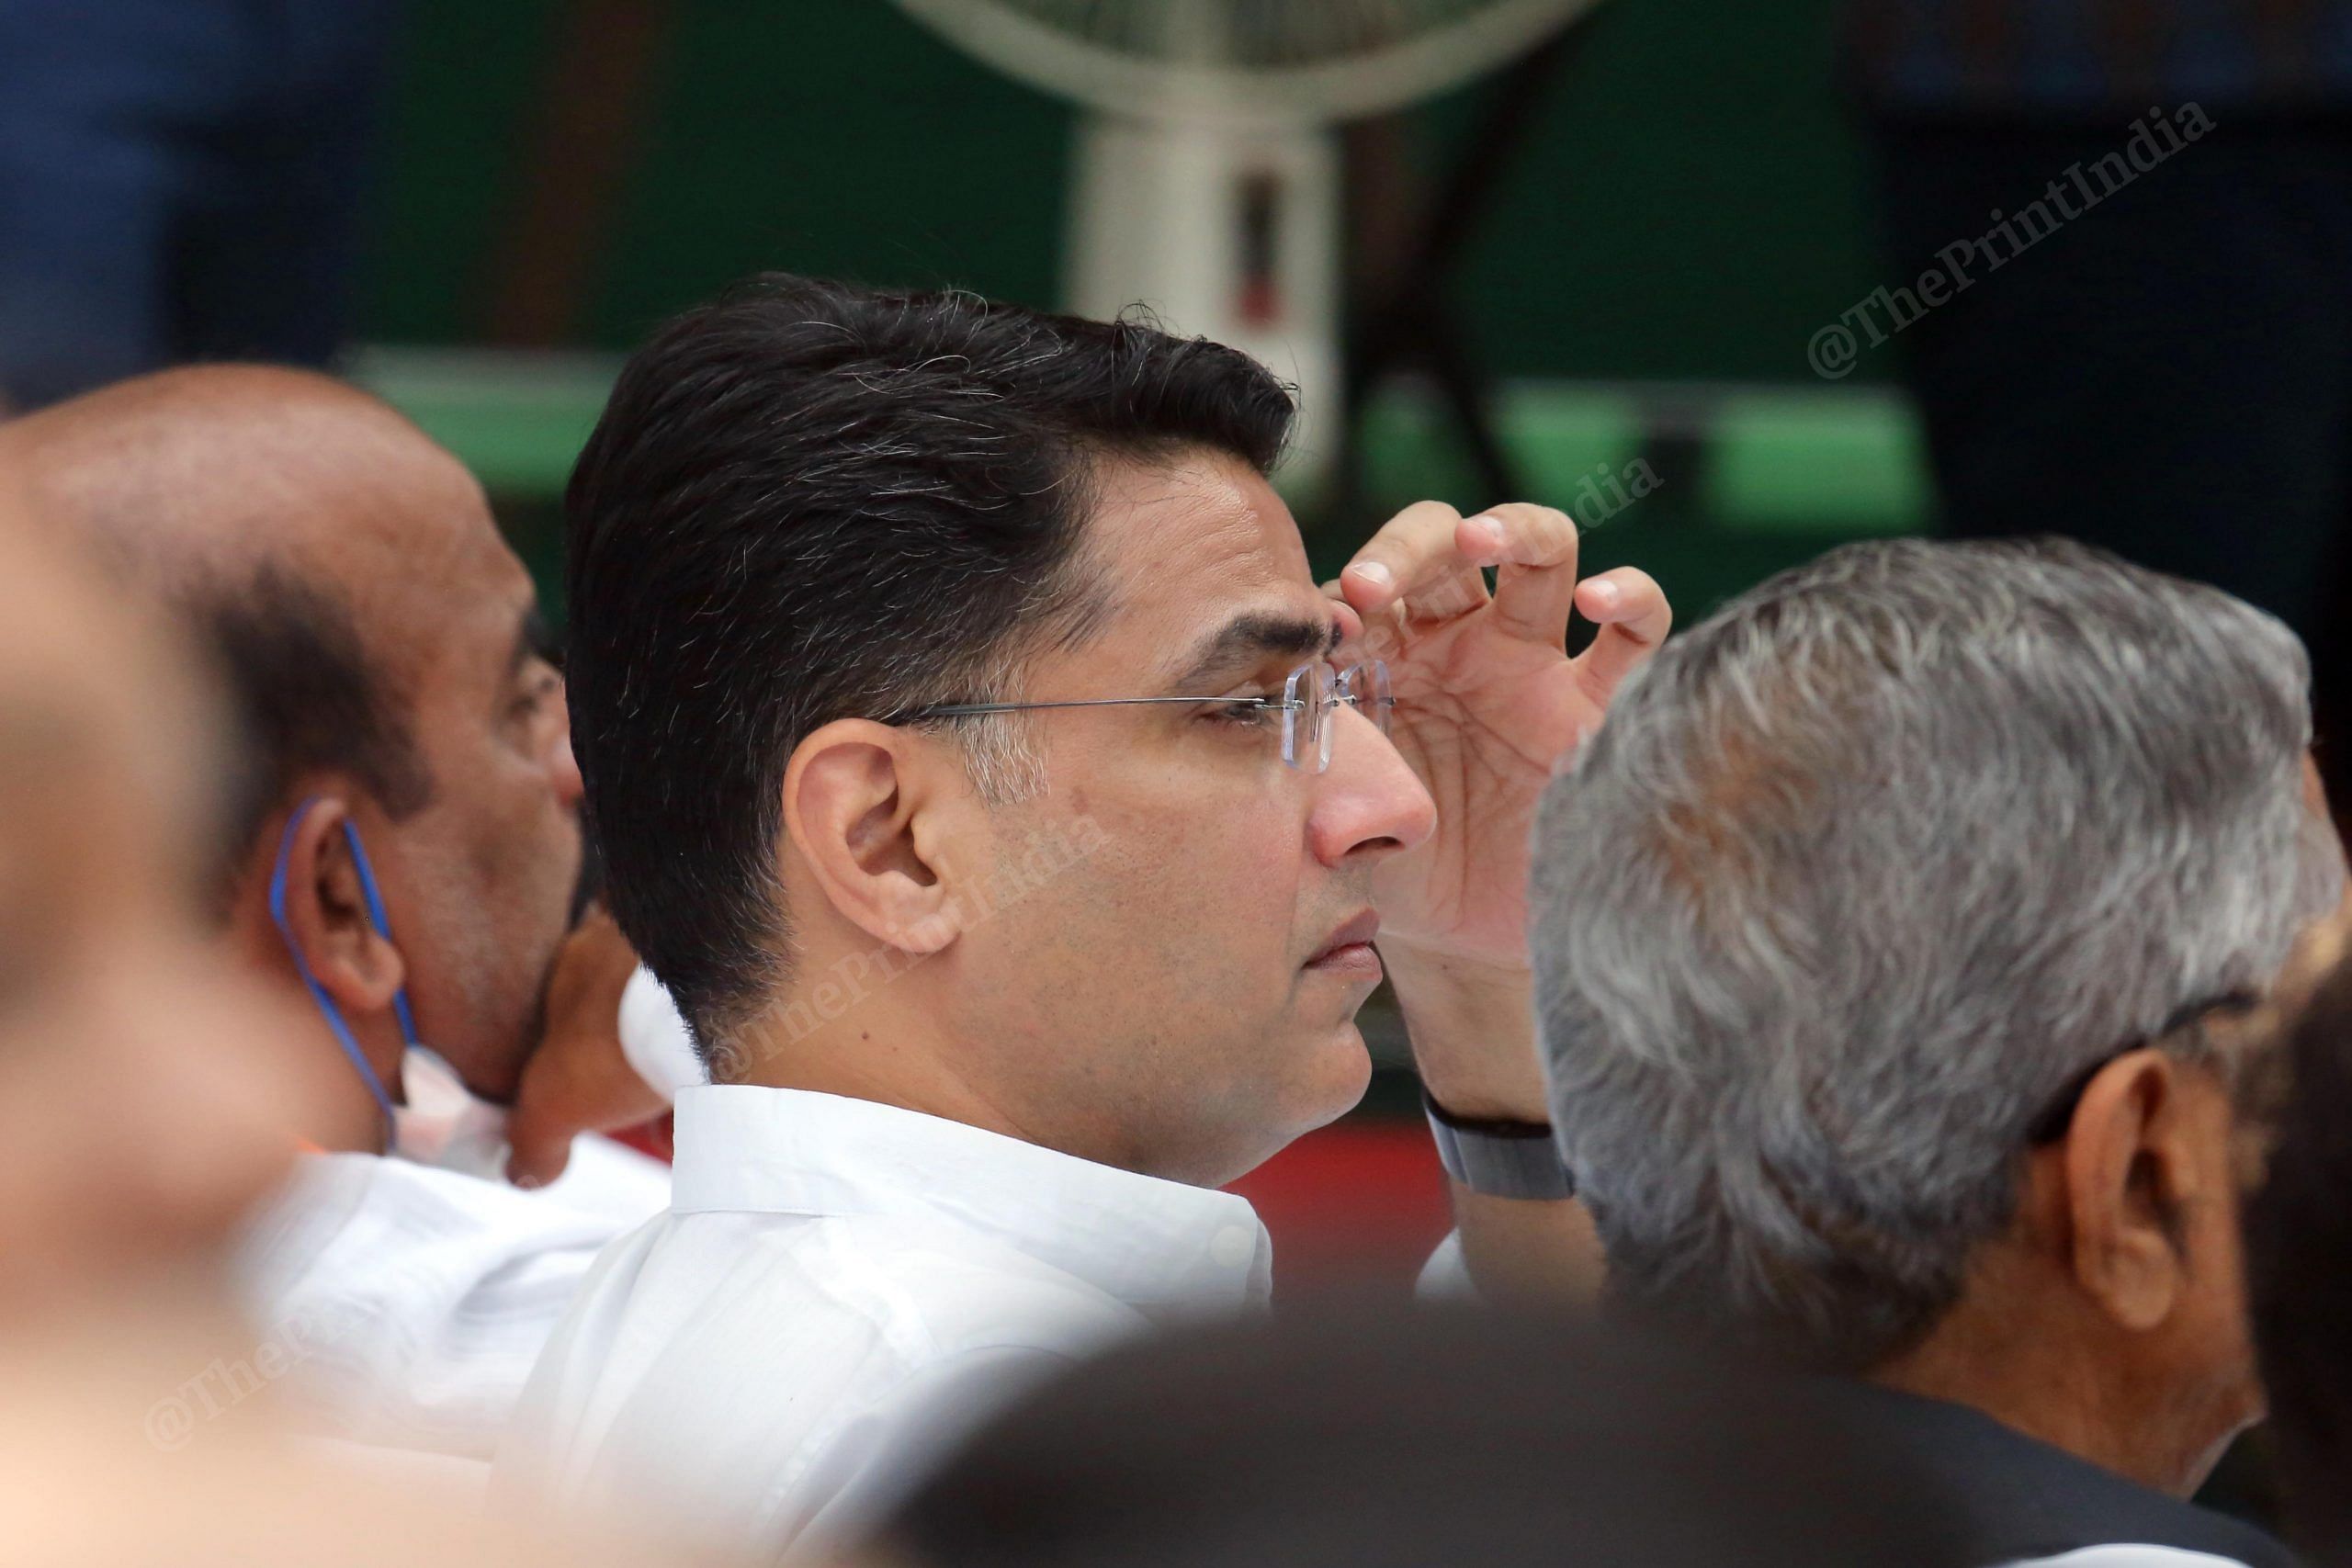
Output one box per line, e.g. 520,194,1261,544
1422,1089,1576,1201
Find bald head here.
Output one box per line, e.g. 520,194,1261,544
0,364,584,1117
0,365,485,617
0,366,535,873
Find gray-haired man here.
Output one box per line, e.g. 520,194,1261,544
1529,537,2342,1568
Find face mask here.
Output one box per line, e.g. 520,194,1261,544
268,798,511,1177
394,1043,511,1179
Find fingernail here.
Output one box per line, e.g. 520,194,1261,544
1351,562,1394,589
1589,579,1621,610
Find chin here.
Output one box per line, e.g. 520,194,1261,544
1192,1023,1374,1187
1291,1018,1376,1135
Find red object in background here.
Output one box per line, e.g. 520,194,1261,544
1235,171,1283,328
605,1110,1449,1295
609,1112,673,1163
1227,1116,1451,1294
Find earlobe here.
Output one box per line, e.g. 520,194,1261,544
2062,1050,2191,1332
277,799,406,1012
782,720,959,955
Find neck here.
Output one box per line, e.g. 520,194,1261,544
1871,1288,2242,1496
724,973,1054,1155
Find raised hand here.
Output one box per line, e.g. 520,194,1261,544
1332,501,1669,976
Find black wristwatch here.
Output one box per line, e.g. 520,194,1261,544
1422,1089,1577,1201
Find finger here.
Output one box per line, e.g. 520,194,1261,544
1464,504,1581,647
1339,500,1485,619
1568,568,1672,705
1329,577,1405,662
1318,583,1370,649
1406,568,1489,625
503,1105,575,1190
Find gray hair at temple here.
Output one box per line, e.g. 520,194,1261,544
1531,536,2344,1370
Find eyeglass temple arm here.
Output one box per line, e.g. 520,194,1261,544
903,670,1390,724
905,694,1303,720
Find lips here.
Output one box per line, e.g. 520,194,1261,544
1306,909,1382,968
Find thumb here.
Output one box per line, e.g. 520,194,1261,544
503,1099,575,1190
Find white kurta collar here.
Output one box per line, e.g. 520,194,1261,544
669,1084,1272,1314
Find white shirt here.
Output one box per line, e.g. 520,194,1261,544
234,1134,672,1460
495,1084,1273,1558
232,968,703,1462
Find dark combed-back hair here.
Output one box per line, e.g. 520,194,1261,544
191,560,435,903
2245,942,2352,1565
564,273,1295,1052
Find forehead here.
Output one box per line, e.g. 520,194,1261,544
1076,451,1327,670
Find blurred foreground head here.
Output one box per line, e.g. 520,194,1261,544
0,467,332,1314
882,1303,1967,1568
0,472,723,1568
2244,913,2352,1564
0,367,584,1139
1532,537,2343,1494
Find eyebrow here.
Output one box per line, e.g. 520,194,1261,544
1167,611,1342,694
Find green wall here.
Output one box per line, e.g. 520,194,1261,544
362,0,1888,386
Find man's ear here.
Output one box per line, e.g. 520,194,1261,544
276,797,407,1016
2060,1049,2212,1332
781,719,968,955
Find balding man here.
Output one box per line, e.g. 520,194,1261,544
1529,538,2341,1567
0,367,701,1464
0,457,743,1568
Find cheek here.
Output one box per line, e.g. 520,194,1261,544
0,948,317,1284
995,812,1306,1031
469,761,583,915
1054,766,1306,954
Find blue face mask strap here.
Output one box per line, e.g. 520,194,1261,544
268,797,417,1142
339,819,423,1052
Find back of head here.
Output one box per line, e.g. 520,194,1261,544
1532,536,2341,1367
883,1303,1973,1568
2244,915,2352,1563
565,272,1294,1049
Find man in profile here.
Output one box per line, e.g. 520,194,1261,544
1530,536,2338,1567
0,367,703,1462
501,274,1668,1550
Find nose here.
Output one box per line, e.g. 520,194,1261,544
1306,702,1435,868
